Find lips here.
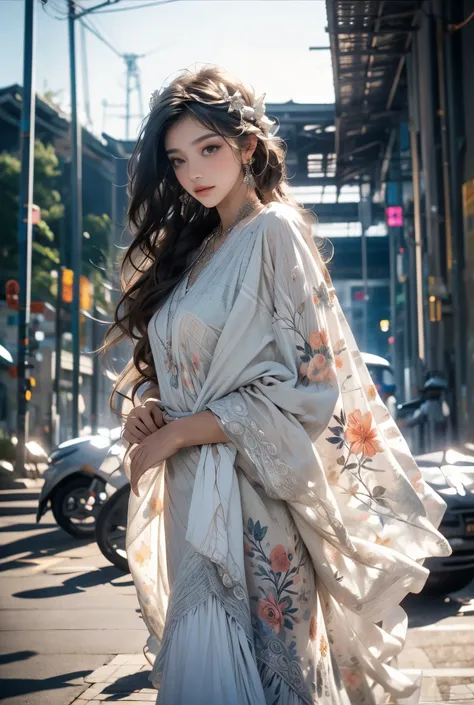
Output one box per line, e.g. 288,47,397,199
195,186,214,195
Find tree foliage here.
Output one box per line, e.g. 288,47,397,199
0,140,112,308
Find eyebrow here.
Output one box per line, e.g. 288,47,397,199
166,132,219,155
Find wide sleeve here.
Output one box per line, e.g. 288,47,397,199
206,207,341,504
206,206,451,616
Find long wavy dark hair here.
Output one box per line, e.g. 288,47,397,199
104,65,326,415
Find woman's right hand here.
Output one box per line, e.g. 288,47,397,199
122,399,165,445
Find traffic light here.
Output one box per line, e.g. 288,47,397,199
62,269,74,303
6,280,19,310
24,377,36,401
80,276,92,311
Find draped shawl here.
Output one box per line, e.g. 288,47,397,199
124,201,451,703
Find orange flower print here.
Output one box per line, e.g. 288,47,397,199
385,425,401,440
320,634,328,657
134,544,151,566
309,329,329,349
309,615,318,641
346,409,383,457
147,496,163,515
349,483,360,498
410,473,424,492
375,536,391,548
367,384,377,401
258,594,284,634
313,294,320,305
191,352,201,373
327,470,340,486
269,544,291,573
335,356,343,369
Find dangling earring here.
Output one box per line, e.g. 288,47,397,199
243,158,255,188
179,191,190,217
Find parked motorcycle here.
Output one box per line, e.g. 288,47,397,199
36,428,121,538
95,443,474,597
94,442,130,573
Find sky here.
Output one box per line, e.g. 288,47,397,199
0,0,335,141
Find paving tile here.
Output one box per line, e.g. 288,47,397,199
78,683,108,700
448,685,473,695
106,665,143,682
84,665,120,684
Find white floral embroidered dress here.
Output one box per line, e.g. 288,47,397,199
124,202,451,705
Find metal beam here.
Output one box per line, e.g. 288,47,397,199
328,27,419,35
338,49,410,56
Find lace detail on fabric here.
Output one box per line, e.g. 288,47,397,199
209,394,359,557
151,544,254,685
209,393,298,501
256,630,312,704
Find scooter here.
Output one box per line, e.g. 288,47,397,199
94,442,130,572
36,428,121,538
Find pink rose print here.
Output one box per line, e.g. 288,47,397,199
258,594,284,634
342,668,362,690
269,544,291,573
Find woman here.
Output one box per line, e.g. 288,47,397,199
105,66,451,705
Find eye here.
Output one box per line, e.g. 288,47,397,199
170,157,184,168
203,145,220,156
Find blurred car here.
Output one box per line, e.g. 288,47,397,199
415,448,474,595
36,428,121,538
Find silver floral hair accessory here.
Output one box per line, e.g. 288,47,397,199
148,85,279,137
219,85,279,136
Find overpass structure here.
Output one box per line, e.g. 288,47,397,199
266,101,385,224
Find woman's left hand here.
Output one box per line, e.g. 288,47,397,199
129,423,182,497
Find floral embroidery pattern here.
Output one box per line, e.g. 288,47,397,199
326,409,428,532
245,518,307,639
312,283,334,309
272,281,340,387
244,517,313,703
134,543,151,566
297,328,337,386
258,594,285,634
346,409,383,458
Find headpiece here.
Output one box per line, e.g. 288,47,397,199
149,83,279,137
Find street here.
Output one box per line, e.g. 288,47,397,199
1,484,474,705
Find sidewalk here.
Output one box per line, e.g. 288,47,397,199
71,651,474,704
2,484,474,705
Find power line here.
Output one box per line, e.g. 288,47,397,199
92,0,177,14
79,16,122,56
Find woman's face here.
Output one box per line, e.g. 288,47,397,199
165,115,250,208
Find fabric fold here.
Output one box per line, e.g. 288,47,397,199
125,201,451,704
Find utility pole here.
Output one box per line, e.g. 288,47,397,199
68,0,83,438
358,182,371,352
68,0,123,437
16,0,37,477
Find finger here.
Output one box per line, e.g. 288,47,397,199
123,429,146,445
150,406,165,428
130,417,152,436
136,410,160,434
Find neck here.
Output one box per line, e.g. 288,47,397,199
215,181,261,232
